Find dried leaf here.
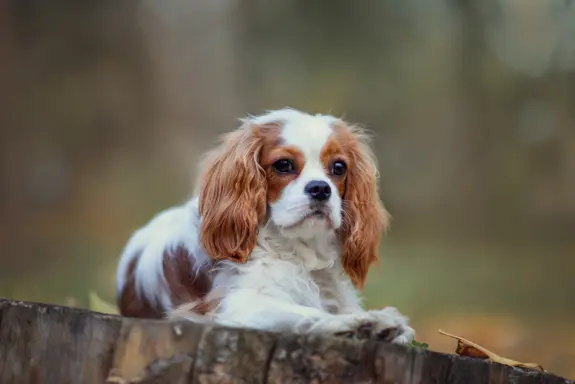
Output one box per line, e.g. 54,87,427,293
106,376,128,384
455,339,489,358
88,290,119,315
64,297,78,308
439,329,545,371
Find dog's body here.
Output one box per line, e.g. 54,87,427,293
116,108,415,343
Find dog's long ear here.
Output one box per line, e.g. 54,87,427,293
338,125,389,288
198,124,267,263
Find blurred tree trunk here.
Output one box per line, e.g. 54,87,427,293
0,0,158,274
450,0,499,237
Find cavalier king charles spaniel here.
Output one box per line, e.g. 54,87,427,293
116,108,415,344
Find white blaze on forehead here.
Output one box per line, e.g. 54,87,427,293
281,113,334,155
280,111,336,183
249,108,336,159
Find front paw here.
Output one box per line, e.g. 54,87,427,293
303,309,415,345
332,307,415,345
366,307,415,345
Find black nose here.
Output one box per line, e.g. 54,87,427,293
304,180,332,201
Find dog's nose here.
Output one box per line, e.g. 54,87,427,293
304,180,332,201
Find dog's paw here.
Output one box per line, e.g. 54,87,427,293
366,307,415,345
304,313,372,337
330,307,415,344
332,320,374,339
301,309,415,344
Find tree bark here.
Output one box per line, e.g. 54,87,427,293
0,298,571,383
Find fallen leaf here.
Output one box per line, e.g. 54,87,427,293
88,290,119,315
64,297,78,308
455,339,489,358
438,329,545,371
106,376,127,384
410,340,430,349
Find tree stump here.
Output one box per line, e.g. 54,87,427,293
0,298,571,383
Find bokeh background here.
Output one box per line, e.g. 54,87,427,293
1,0,574,378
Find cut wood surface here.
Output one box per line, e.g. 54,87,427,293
0,298,571,384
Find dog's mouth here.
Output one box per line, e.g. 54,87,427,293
309,210,326,218
301,208,330,222
282,209,332,230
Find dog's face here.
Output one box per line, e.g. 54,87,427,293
198,108,388,287
258,112,346,239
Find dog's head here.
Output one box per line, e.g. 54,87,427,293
197,108,388,287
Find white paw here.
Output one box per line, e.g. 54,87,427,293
297,313,373,336
366,307,415,345
301,307,415,344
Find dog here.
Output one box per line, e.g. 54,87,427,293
116,108,415,344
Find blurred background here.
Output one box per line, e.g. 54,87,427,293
0,0,574,378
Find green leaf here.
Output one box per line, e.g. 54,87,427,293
88,290,119,315
410,340,429,349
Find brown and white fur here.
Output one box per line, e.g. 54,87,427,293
116,108,415,344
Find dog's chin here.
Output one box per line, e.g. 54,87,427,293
276,210,337,239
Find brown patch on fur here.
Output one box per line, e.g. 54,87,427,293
162,246,212,307
118,255,163,318
198,122,283,263
320,135,349,197
118,247,213,318
261,145,305,203
331,121,389,289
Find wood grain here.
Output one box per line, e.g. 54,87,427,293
0,298,571,384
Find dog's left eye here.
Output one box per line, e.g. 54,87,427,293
331,160,347,176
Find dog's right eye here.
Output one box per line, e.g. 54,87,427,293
272,159,295,174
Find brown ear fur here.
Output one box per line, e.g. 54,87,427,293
338,125,389,289
198,124,267,263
